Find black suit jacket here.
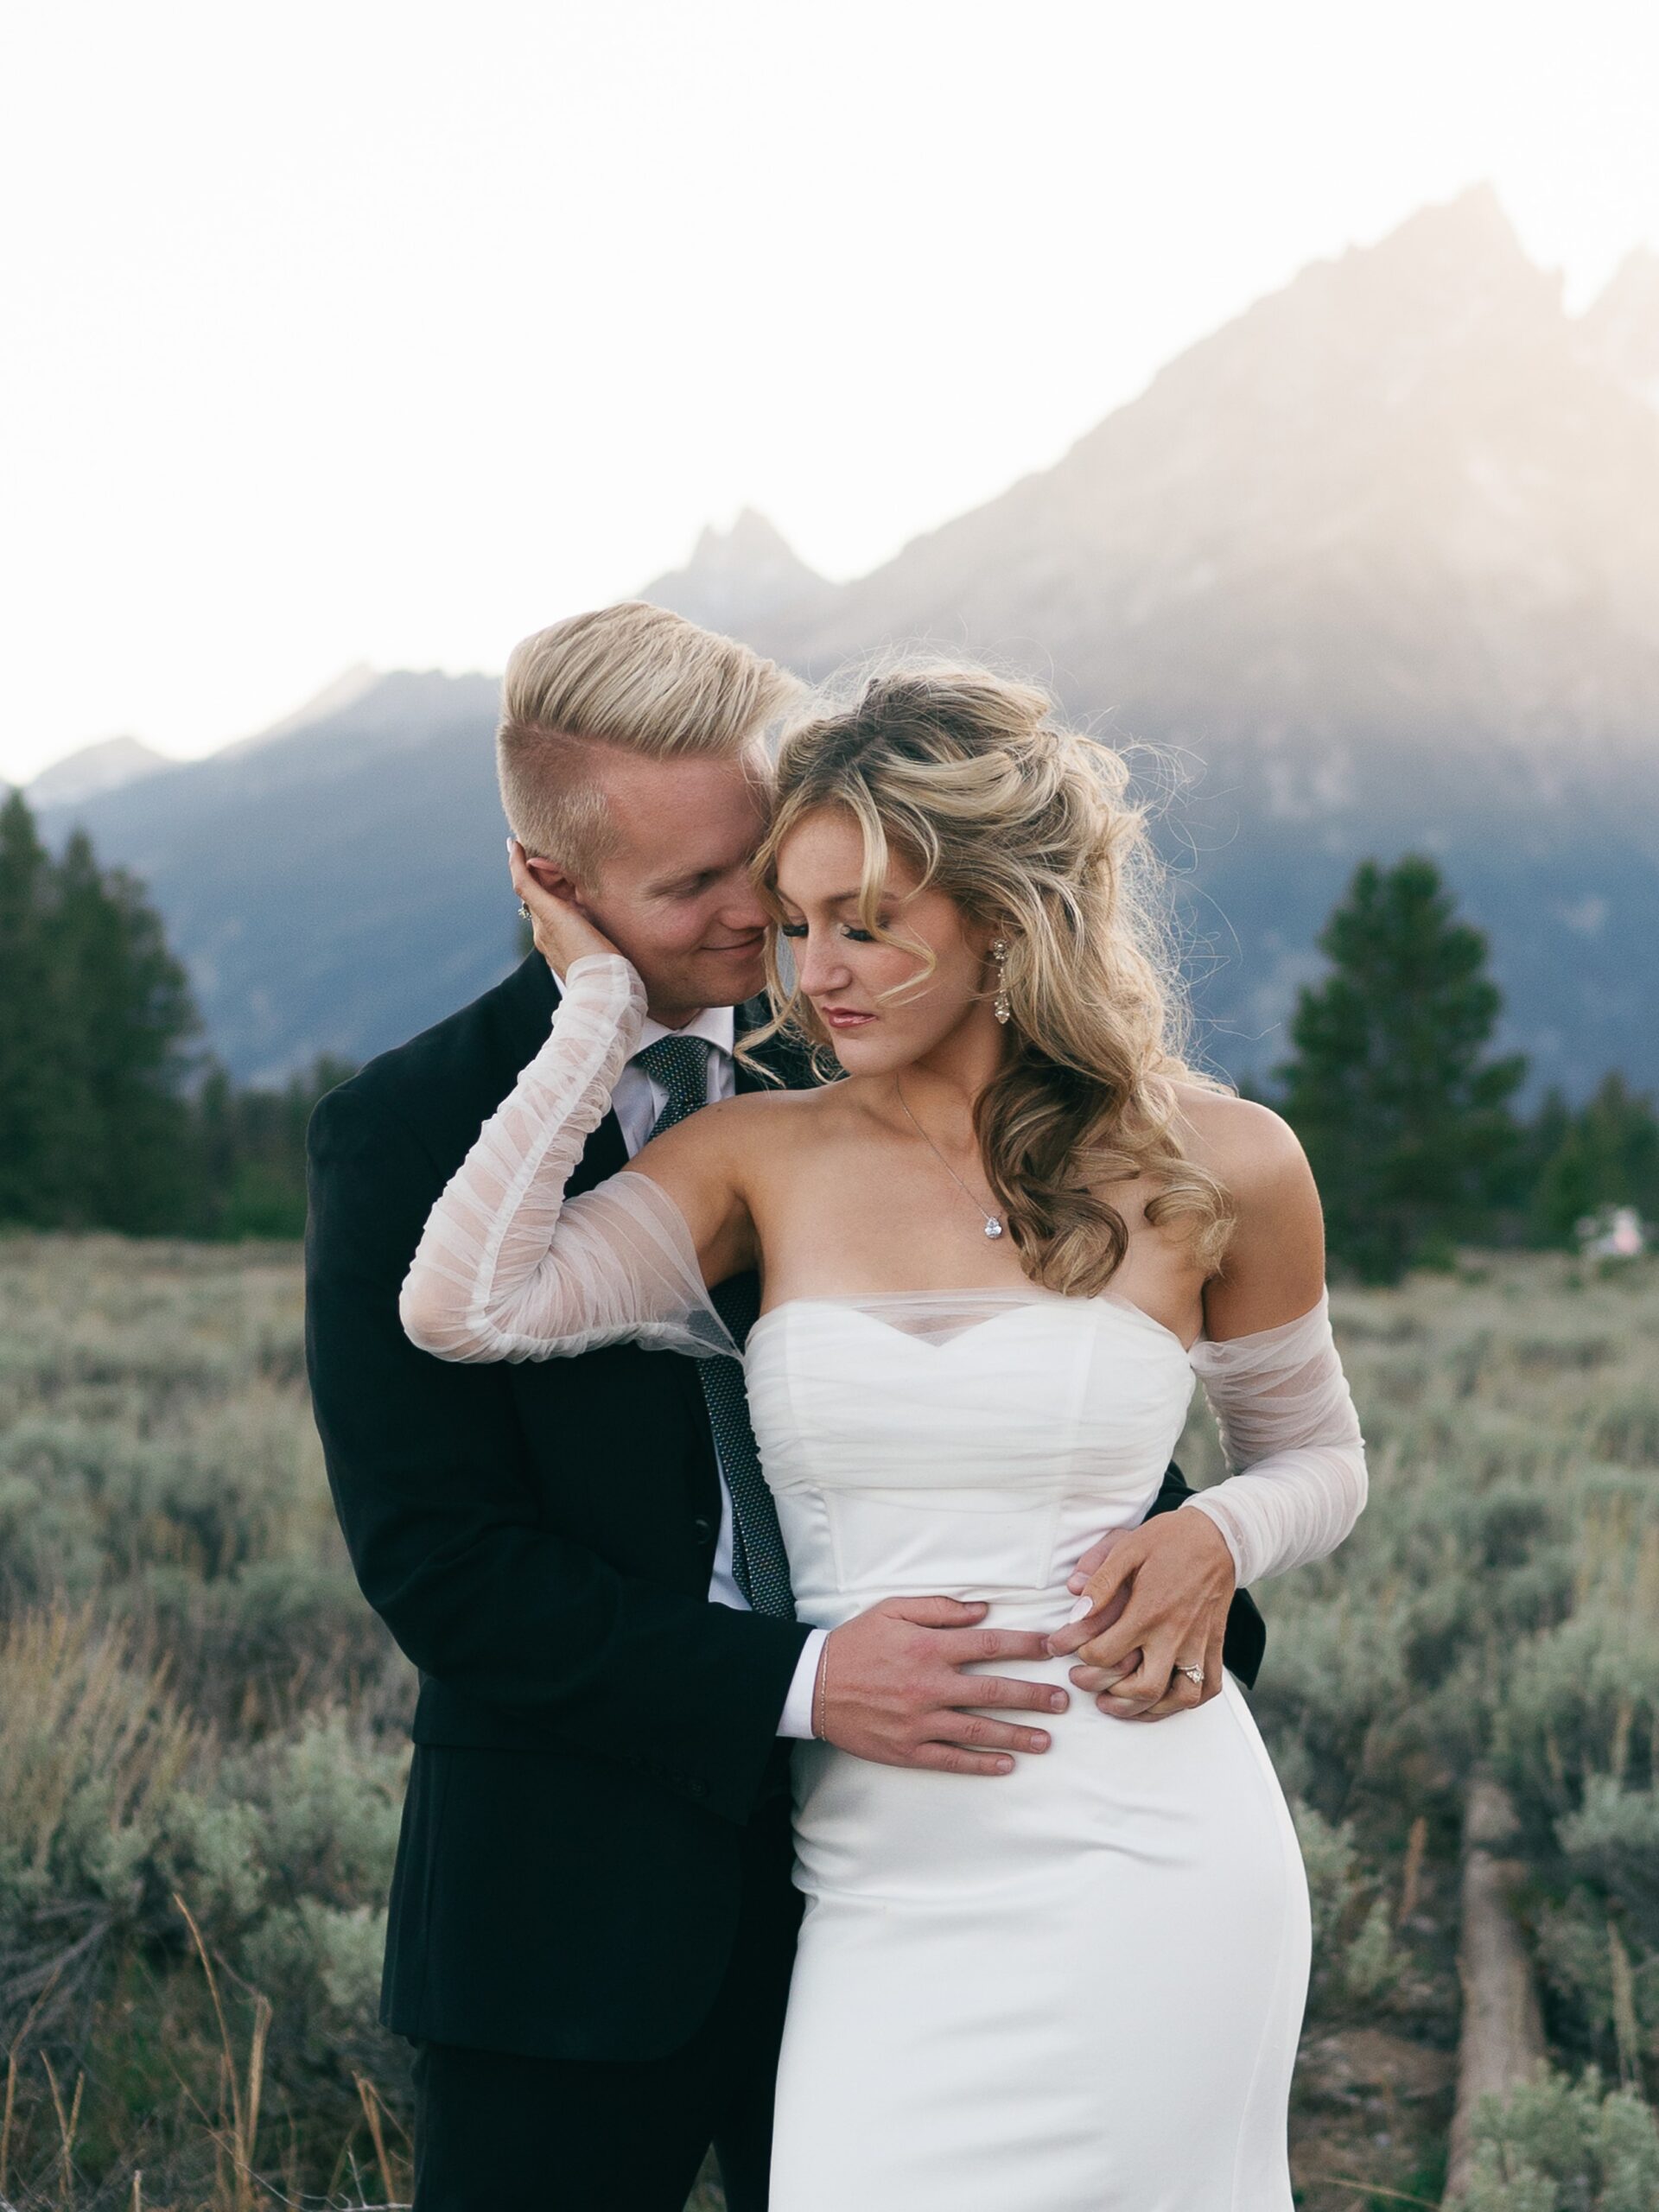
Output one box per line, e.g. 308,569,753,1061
304,950,1266,2063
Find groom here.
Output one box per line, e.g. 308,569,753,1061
304,601,1266,2212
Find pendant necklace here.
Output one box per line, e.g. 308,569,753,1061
894,1077,1006,1240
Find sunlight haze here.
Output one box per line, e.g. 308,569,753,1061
3,0,1656,781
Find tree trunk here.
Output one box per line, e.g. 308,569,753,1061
1442,1773,1547,2205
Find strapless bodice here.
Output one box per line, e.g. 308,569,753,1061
743,1289,1201,1635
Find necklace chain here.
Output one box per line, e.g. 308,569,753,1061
893,1078,1006,1240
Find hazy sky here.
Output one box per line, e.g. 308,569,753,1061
3,0,1656,784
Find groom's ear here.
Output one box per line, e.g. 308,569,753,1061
523,851,594,916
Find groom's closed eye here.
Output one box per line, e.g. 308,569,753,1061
655,869,722,899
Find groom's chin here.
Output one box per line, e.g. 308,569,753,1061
691,944,769,1007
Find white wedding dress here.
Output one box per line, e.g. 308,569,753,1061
399,956,1370,2212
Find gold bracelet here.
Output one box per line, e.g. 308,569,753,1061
811,1636,830,1741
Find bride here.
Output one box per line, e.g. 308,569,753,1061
399,664,1369,2210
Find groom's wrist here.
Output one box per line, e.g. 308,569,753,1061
778,1628,830,1739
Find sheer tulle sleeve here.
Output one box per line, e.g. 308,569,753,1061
1176,1287,1368,1585
397,952,740,1364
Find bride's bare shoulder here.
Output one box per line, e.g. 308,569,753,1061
1164,1083,1327,1306
1165,1080,1311,1204
644,1078,852,1167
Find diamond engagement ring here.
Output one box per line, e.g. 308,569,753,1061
1177,1663,1205,1688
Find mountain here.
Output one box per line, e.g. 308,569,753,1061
33,186,1659,1101
25,735,175,810
1576,245,1659,405
641,507,835,632
716,186,1659,1100
217,663,384,758
35,671,507,1085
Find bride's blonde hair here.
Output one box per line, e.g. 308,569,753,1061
749,662,1237,1297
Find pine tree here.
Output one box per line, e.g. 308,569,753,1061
0,790,80,1223
1270,855,1529,1283
196,1052,356,1238
53,826,200,1233
0,793,200,1233
1528,1072,1659,1248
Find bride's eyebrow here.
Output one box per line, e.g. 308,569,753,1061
776,888,891,915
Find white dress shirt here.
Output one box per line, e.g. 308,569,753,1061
563,978,826,1740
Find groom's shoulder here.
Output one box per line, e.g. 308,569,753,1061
311,956,553,1160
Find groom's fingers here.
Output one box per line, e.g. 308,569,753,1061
952,1670,1071,1715
885,1594,995,1630
906,1743,1020,1777
934,1625,1052,1667
931,1710,1053,1758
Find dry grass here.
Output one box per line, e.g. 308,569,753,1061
0,1231,1655,2209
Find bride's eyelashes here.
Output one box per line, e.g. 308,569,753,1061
778,920,880,945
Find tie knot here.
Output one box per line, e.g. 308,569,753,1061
635,1033,714,1137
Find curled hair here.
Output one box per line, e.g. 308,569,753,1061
749,663,1236,1296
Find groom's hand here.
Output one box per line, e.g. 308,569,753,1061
816,1597,1066,1776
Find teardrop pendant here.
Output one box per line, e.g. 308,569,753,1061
984,1218,1004,1238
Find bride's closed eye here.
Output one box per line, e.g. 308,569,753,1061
779,920,880,944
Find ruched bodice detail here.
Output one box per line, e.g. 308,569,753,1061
745,1290,1199,1634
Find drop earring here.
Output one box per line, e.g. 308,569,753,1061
991,938,1012,1025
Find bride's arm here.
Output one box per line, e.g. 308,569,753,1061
1051,1100,1367,1711
397,951,753,1365
1175,1103,1367,1585
1177,1288,1368,1584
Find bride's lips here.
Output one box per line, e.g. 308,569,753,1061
821,1007,874,1030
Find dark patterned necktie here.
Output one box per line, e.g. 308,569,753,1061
632,1033,796,1621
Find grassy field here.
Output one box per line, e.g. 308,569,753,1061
1,1233,1656,2209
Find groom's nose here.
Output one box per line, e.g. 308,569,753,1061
715,880,769,936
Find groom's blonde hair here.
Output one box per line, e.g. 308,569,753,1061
497,601,804,878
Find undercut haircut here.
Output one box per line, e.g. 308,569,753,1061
496,601,804,879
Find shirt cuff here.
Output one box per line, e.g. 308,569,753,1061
778,1628,830,1740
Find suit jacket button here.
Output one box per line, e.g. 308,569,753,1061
691,1516,715,1544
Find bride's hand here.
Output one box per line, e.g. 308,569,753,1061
1046,1514,1235,1721
508,838,625,976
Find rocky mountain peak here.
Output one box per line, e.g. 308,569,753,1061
643,507,832,633
26,734,175,810
1576,245,1659,403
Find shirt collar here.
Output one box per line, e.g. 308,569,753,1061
635,999,735,1061
549,968,734,1063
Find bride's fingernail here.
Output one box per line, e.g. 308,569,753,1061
1049,1691,1069,1712
1065,1596,1093,1625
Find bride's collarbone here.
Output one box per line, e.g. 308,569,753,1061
753,1193,1202,1338
732,1092,1204,1335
